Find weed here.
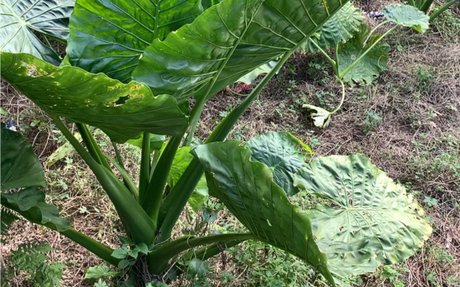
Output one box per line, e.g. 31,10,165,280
378,265,407,287
423,196,439,207
428,245,454,264
2,243,65,287
363,111,382,134
415,65,434,94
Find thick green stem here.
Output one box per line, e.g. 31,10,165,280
184,239,245,261
139,132,151,194
157,52,294,242
112,141,138,197
363,20,390,46
430,0,457,22
157,160,203,242
61,229,119,266
141,136,182,223
75,123,111,170
185,96,207,145
110,158,139,199
52,116,155,244
421,0,436,13
148,233,254,274
2,199,118,266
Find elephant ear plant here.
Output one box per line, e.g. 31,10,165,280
1,0,432,285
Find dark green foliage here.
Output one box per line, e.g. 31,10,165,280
2,243,64,287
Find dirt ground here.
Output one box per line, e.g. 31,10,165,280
1,2,459,287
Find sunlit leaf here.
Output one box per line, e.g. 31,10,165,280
383,4,430,33
67,0,203,81
132,0,348,102
0,0,74,64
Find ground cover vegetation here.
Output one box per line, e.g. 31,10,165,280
1,0,458,286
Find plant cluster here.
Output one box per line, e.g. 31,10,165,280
0,0,444,286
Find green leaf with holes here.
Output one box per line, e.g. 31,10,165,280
1,123,46,191
0,52,188,142
302,2,364,52
337,25,389,85
194,141,335,285
295,154,432,279
0,0,74,64
132,0,349,102
67,0,203,82
248,132,312,196
383,4,430,33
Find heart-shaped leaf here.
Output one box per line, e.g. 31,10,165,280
0,0,74,64
1,187,71,232
132,0,348,102
295,154,432,279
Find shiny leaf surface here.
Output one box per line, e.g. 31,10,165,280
194,141,335,285
67,0,203,82
0,0,74,64
133,0,348,102
1,53,188,142
1,124,46,190
296,154,432,278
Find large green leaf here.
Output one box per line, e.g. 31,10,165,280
295,154,432,279
302,2,364,52
194,142,335,285
133,0,349,102
1,124,46,191
67,0,203,82
0,0,74,64
383,4,430,33
1,187,71,232
248,132,312,196
337,25,389,85
0,53,188,142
